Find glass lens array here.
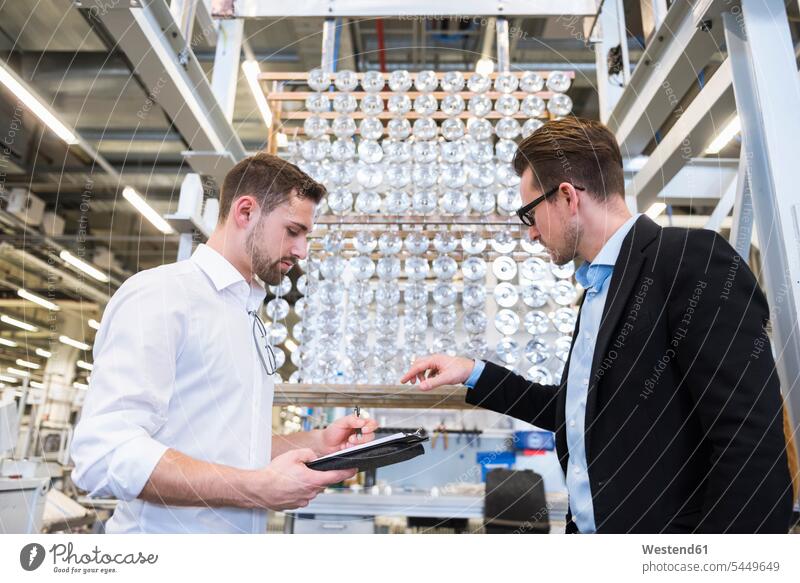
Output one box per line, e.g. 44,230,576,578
278,70,577,384
286,69,573,217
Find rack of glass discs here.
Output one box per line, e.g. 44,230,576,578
258,68,579,407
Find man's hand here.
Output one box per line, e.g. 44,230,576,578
251,448,356,511
400,353,475,391
317,414,378,456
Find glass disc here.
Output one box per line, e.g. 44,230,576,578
492,256,518,281
494,282,519,307
494,309,521,335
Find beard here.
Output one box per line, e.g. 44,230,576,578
246,217,294,285
544,215,580,266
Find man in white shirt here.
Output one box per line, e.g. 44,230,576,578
71,153,377,533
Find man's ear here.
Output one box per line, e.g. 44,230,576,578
561,182,581,215
231,195,259,229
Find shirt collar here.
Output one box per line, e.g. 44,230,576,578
575,214,641,291
590,213,642,268
192,244,267,309
191,244,247,291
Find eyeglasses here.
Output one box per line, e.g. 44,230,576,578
516,183,585,227
250,310,277,376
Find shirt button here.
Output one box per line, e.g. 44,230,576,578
583,377,589,385
584,332,591,340
574,467,582,475
569,419,576,427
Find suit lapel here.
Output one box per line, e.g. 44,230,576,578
584,216,660,455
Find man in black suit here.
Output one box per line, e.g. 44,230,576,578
401,117,792,533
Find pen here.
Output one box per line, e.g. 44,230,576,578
354,406,362,438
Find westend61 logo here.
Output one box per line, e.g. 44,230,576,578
19,542,158,575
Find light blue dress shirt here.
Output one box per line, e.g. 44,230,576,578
465,214,641,534
563,213,639,532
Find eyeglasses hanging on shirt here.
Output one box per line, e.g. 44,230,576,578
249,310,277,375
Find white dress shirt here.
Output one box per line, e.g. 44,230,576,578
71,244,274,534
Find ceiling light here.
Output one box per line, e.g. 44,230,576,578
59,335,91,351
35,348,52,358
705,115,741,155
30,381,44,389
284,339,298,353
0,374,19,383
242,59,273,128
645,202,667,219
0,61,78,145
1,314,37,332
72,381,89,390
276,132,288,148
475,58,495,75
7,367,30,377
0,338,18,347
15,359,39,370
123,186,175,234
624,155,649,172
59,250,109,283
88,319,101,330
17,289,60,311
76,360,93,371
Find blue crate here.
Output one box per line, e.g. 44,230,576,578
476,451,516,481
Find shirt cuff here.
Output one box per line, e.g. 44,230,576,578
464,360,486,388
107,435,169,501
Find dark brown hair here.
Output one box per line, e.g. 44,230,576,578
512,117,625,200
219,152,326,221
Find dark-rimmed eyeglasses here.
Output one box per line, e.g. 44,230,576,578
516,183,585,227
250,310,277,376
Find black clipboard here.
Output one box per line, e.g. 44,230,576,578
305,429,428,472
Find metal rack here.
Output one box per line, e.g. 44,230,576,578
274,383,469,409
261,66,577,410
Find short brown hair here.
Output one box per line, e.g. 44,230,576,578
219,152,326,221
512,117,624,200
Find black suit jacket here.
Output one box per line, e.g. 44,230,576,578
467,215,792,533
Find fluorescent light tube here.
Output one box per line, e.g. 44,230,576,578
706,116,741,155
59,335,91,351
17,288,59,311
15,359,39,370
7,367,30,377
242,60,273,128
35,348,51,358
1,314,38,332
88,319,101,330
645,202,667,219
122,186,175,235
76,360,93,371
0,338,18,347
0,61,78,145
59,250,109,283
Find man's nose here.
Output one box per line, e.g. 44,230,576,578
292,238,309,261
